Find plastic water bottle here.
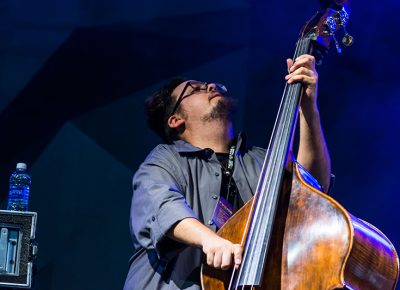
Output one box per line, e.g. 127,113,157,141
7,163,31,211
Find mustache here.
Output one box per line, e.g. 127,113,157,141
209,92,232,100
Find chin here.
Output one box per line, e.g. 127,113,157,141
202,98,235,122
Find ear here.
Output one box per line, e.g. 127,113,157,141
167,114,185,130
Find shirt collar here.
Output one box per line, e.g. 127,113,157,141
172,132,247,154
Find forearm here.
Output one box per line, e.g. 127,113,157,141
284,54,331,191
297,105,331,192
167,217,217,248
167,217,243,270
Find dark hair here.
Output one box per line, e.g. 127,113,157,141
145,78,186,143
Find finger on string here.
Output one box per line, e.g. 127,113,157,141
287,75,315,85
287,67,314,78
287,61,312,81
292,56,316,71
295,54,315,63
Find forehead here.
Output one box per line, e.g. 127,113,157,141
171,80,203,98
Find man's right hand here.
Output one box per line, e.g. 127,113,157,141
202,234,243,270
168,217,243,270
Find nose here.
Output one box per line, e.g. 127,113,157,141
207,82,227,94
207,83,217,92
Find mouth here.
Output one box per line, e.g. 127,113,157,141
209,93,224,100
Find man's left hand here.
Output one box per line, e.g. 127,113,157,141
285,54,318,112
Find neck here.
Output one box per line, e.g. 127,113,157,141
181,119,234,153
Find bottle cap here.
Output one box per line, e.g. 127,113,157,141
16,163,27,170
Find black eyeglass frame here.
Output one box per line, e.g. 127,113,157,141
169,81,227,117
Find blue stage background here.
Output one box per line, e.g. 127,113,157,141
0,0,399,289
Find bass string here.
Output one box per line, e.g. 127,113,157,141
228,35,310,290
229,36,299,289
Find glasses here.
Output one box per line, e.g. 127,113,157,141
170,81,228,116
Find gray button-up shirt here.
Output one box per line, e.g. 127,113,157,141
123,133,323,290
123,133,266,290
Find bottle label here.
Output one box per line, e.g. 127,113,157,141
7,186,29,211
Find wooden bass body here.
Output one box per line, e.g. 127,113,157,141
201,162,399,290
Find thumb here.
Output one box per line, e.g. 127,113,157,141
286,58,293,73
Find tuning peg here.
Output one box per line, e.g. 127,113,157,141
342,33,354,46
325,16,341,53
338,8,353,47
341,26,354,46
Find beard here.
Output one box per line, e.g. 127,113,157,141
202,97,237,122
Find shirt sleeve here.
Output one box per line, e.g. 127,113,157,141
129,146,197,261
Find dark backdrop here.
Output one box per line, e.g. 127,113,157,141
0,0,399,289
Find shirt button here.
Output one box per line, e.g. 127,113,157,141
212,194,218,199
152,216,155,221
215,172,220,177
208,220,214,225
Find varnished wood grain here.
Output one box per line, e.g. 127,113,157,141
201,163,399,290
343,216,399,290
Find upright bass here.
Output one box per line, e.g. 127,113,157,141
201,1,400,289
